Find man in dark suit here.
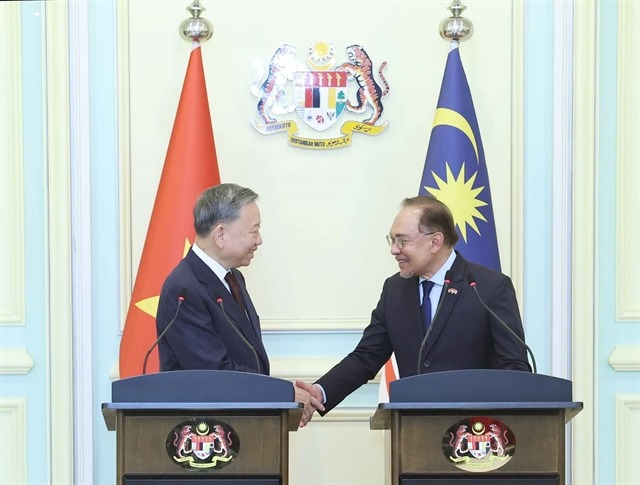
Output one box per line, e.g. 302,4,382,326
156,183,323,423
157,183,268,373
297,196,531,413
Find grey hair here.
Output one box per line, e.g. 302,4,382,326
193,183,259,237
401,195,459,248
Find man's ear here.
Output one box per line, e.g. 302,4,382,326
430,232,445,253
212,224,225,248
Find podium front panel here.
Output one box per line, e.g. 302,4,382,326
402,478,559,484
118,411,284,477
397,411,565,477
123,479,279,485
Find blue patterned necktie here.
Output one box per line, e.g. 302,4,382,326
421,280,435,333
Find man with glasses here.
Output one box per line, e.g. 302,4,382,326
297,196,531,415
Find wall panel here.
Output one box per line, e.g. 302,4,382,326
0,398,27,484
616,0,640,322
616,394,640,484
120,0,518,332
0,1,25,325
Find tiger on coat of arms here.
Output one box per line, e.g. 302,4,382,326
251,44,302,124
336,44,390,125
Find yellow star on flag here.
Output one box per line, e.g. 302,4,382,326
426,162,488,243
134,238,192,318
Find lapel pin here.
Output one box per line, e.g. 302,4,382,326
448,287,458,295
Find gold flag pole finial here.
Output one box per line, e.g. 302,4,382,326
439,0,473,42
180,0,213,42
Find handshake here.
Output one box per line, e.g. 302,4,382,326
293,380,326,428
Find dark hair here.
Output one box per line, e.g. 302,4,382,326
193,183,259,237
401,196,459,247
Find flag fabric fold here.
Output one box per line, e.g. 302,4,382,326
419,43,501,272
378,353,398,404
119,42,221,378
379,42,501,402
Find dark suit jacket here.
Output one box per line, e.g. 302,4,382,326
156,248,269,374
316,252,530,412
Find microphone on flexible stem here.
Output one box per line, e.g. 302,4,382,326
216,298,261,374
142,288,188,375
466,273,537,374
417,270,453,374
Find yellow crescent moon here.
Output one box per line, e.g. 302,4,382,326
306,55,335,71
197,422,210,435
432,108,479,164
472,421,485,435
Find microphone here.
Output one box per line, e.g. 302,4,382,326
466,273,537,374
417,271,452,373
216,298,261,373
142,288,188,375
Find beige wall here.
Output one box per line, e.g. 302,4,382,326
120,2,519,483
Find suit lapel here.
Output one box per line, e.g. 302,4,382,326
186,250,269,372
424,253,466,356
230,269,261,337
396,277,425,354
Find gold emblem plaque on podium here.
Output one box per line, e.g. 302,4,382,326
371,370,582,485
103,370,302,485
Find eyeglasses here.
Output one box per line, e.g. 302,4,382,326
386,232,435,249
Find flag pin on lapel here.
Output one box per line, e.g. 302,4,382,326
448,288,458,295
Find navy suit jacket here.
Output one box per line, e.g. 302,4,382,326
156,248,269,374
316,252,531,412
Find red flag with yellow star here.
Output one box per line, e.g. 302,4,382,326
119,41,220,378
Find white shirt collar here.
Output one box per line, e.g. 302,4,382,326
419,250,456,286
192,243,231,288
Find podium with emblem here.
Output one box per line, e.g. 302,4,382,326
371,370,582,485
102,370,303,485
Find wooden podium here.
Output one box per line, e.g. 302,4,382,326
371,370,582,485
102,370,302,485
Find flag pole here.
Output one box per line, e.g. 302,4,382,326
180,0,213,42
439,0,474,43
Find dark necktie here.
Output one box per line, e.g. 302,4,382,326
225,271,245,310
421,280,435,333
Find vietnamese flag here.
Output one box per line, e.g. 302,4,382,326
119,41,220,378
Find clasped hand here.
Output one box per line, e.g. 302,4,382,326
294,380,325,428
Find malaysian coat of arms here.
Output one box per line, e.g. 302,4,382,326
250,40,390,149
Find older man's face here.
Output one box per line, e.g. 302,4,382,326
221,201,263,268
388,206,438,279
